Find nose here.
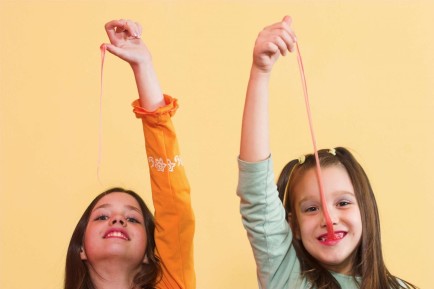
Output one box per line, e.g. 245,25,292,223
320,207,338,228
320,218,337,228
110,216,127,227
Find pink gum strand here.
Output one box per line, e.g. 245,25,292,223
97,44,107,182
295,42,336,240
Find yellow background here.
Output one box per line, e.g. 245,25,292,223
1,0,433,288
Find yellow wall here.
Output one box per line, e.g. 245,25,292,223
1,1,433,288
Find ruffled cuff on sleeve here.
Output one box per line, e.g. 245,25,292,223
132,94,179,118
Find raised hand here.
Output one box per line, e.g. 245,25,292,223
240,16,297,162
252,16,296,74
103,19,164,111
103,19,151,68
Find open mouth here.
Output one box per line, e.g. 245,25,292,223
318,231,346,243
104,230,130,240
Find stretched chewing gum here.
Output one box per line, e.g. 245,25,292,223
97,44,107,182
295,42,336,241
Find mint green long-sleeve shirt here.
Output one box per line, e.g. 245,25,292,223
237,156,361,289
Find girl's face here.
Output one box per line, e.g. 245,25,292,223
80,192,148,266
292,165,362,274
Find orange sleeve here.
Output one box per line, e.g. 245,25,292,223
132,95,195,289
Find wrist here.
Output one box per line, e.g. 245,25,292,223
250,65,272,82
131,59,154,75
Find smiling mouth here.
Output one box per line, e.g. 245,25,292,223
318,232,346,243
104,231,129,240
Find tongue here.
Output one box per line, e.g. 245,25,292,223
323,232,342,241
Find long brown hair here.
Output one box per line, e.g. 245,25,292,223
277,147,416,289
64,187,161,289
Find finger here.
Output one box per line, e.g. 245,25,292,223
104,43,125,59
281,15,297,43
105,19,125,42
272,34,290,56
256,32,283,56
282,15,292,26
266,26,295,53
137,22,143,38
276,29,296,52
105,19,140,40
263,41,280,56
105,19,126,33
265,16,296,44
124,20,141,39
264,25,295,53
131,21,141,38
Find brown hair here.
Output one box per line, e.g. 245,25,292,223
277,147,416,289
64,187,161,289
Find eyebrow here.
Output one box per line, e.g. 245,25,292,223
331,190,355,198
298,190,355,205
92,203,142,214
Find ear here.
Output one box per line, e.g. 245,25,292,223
80,246,87,260
287,213,301,240
143,254,149,264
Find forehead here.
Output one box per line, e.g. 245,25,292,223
93,192,142,211
293,165,354,200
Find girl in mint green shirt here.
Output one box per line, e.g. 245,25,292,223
238,15,417,289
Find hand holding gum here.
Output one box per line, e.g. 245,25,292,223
295,41,337,241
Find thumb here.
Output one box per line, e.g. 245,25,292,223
282,15,292,25
104,43,129,62
104,43,123,57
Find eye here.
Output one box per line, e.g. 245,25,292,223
126,217,141,224
94,215,109,221
304,206,319,213
337,200,351,207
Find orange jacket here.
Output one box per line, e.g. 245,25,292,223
133,95,195,289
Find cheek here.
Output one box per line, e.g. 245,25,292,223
82,224,102,251
134,228,149,258
135,229,147,243
82,228,92,251
297,216,316,239
352,211,363,239
137,228,148,246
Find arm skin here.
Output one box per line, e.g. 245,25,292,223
239,16,296,162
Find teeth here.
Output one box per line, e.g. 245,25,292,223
105,231,128,239
319,232,345,242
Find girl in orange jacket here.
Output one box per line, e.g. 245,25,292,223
64,19,195,289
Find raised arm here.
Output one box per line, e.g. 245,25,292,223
240,16,296,162
237,16,298,289
133,98,195,289
104,19,195,289
104,19,165,110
